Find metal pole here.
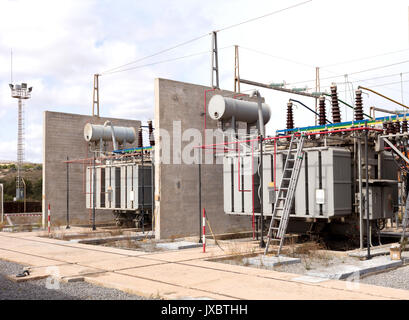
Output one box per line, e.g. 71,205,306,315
92,155,96,231
141,147,144,233
259,134,265,248
66,156,70,229
151,149,155,232
365,126,371,259
198,147,202,243
255,91,265,248
357,135,363,249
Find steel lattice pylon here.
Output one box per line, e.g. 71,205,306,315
9,83,32,200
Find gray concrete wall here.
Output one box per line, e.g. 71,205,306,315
42,111,141,226
154,78,252,239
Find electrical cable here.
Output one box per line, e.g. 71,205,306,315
103,46,234,75
216,0,312,33
101,33,210,75
240,46,315,69
100,0,312,76
287,59,409,86
321,48,409,68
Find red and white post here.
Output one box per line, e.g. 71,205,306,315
202,208,206,253
47,203,51,235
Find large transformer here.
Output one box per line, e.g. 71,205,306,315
223,146,398,220
83,121,154,227
208,91,406,247
85,163,152,211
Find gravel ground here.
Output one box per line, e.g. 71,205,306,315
360,265,409,291
0,259,149,300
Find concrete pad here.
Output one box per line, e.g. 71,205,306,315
144,246,227,262
244,255,301,267
156,241,202,250
31,264,104,280
84,272,235,300
0,248,66,267
80,256,165,271
116,262,376,300
6,274,49,283
306,256,402,280
348,247,391,258
291,276,329,284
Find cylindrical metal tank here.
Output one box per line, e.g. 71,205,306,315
84,123,136,144
208,95,271,124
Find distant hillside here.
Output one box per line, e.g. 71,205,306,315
0,163,42,201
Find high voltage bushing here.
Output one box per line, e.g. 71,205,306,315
402,119,408,133
383,121,388,133
387,121,394,134
394,120,401,134
318,96,326,125
137,127,143,148
148,120,155,146
330,85,341,123
354,89,364,121
286,101,294,129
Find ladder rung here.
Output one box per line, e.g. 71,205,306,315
271,227,279,230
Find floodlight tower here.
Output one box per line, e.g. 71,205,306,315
9,83,32,200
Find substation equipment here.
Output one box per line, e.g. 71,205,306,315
84,121,155,228
207,86,408,254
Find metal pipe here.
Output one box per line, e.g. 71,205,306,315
357,135,363,249
92,155,96,231
359,86,409,110
66,156,70,229
198,148,202,243
240,78,318,98
151,149,155,232
365,125,371,259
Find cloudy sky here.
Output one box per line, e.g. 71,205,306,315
1,0,408,162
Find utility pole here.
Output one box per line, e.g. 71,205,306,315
92,74,100,117
9,83,32,201
211,31,219,89
234,45,240,93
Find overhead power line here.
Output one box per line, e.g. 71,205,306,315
287,59,409,86
101,33,210,75
240,46,315,69
103,45,234,75
216,0,312,32
321,48,409,68
101,0,313,76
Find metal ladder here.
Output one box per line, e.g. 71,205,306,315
264,134,305,256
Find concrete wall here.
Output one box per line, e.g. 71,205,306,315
154,78,252,239
42,111,141,226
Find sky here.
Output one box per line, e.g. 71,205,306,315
0,0,409,163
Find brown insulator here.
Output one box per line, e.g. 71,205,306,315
147,120,155,146
354,89,363,121
383,121,388,133
137,127,143,148
394,120,401,134
330,85,341,123
286,101,294,129
386,121,394,134
402,119,408,133
318,96,326,125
